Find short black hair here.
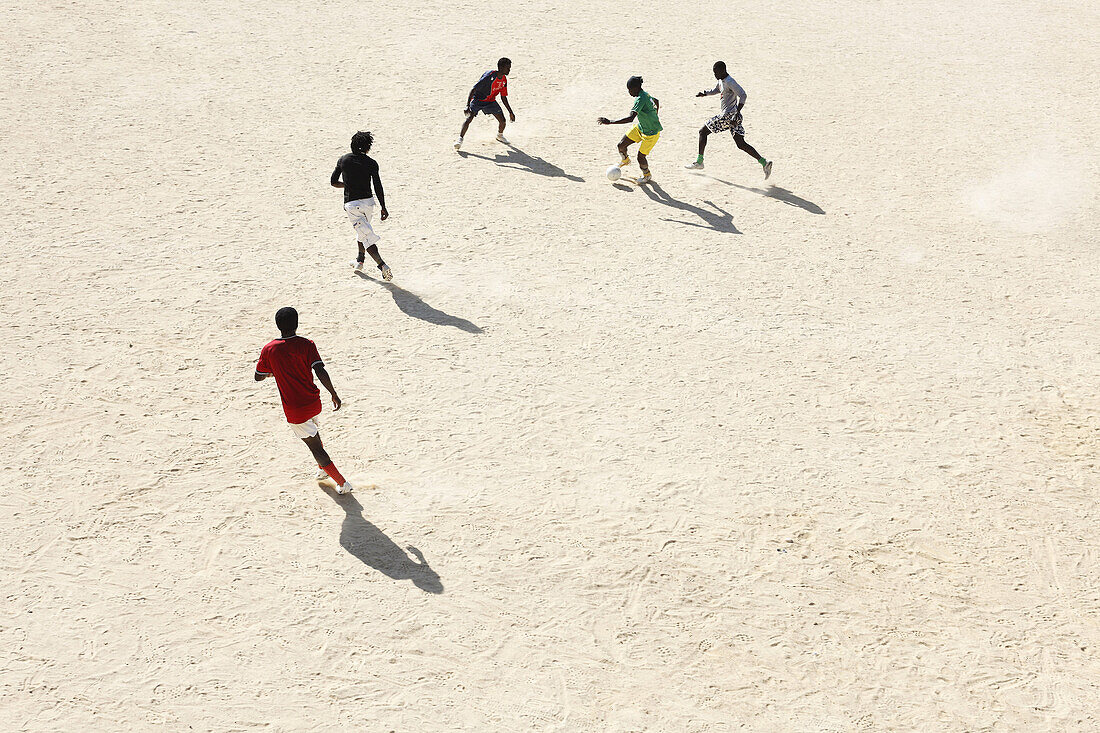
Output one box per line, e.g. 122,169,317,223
275,306,298,333
714,60,727,71
627,75,643,89
350,130,373,154
497,57,511,70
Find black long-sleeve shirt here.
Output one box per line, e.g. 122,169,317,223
331,153,384,206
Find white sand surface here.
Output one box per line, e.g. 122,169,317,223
2,0,1099,729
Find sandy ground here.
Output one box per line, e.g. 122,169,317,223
2,0,1099,729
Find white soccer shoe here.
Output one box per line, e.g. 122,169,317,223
684,160,705,170
495,133,510,144
350,259,364,271
763,160,773,180
379,264,393,281
335,481,354,495
453,137,463,151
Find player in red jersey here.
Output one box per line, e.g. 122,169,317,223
454,57,515,150
254,307,353,493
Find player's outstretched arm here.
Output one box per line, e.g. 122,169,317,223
598,111,637,125
313,365,341,411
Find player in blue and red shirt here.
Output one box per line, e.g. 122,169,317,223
454,57,515,151
255,307,353,494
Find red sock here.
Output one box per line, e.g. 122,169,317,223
321,462,346,485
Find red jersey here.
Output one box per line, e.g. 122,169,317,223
472,70,508,102
256,336,324,424
487,74,507,101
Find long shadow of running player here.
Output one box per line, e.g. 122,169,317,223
323,487,443,594
692,173,825,215
355,272,483,334
638,181,742,234
732,183,824,215
458,144,584,182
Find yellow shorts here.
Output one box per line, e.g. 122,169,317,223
626,126,661,155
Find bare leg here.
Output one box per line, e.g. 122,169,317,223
492,112,506,134
734,133,764,163
302,435,331,467
356,241,365,263
459,112,475,138
617,136,634,160
638,151,650,175
698,126,710,156
365,244,385,267
304,433,349,488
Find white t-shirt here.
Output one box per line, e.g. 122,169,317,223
703,75,747,116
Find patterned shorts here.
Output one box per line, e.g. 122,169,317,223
706,111,745,136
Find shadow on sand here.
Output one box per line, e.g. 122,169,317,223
458,144,584,182
355,271,483,334
324,487,443,594
693,173,824,215
638,181,741,234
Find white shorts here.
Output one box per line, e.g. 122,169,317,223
289,417,319,439
344,198,381,245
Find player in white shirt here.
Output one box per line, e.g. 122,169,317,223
685,61,772,179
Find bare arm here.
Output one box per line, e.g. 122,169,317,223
313,364,341,410
597,111,637,125
501,95,515,121
254,371,270,382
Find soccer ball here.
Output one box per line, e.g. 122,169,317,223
606,165,622,182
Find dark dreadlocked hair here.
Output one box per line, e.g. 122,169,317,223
350,130,374,154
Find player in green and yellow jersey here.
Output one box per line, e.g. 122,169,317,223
598,76,661,183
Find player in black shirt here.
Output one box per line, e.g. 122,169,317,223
331,131,392,280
